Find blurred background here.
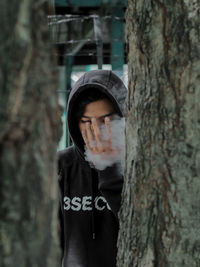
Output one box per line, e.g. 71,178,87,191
48,0,127,150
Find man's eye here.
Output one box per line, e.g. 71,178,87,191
81,120,91,123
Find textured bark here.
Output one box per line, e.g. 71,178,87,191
118,0,200,266
0,1,62,266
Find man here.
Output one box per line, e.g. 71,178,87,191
58,70,127,267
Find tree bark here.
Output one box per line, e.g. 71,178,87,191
118,1,200,266
0,1,62,266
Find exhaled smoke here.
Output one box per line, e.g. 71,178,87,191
84,116,125,174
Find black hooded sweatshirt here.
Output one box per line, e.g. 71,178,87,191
58,70,127,267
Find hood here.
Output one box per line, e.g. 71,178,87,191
67,70,127,157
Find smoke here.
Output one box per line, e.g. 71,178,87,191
84,116,125,175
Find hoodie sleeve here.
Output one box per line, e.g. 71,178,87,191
57,146,75,258
57,156,64,258
97,164,123,217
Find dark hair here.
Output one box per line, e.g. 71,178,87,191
74,88,111,123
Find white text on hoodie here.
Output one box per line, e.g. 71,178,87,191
63,196,111,211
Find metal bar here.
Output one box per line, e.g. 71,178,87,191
54,0,126,7
111,7,124,75
48,0,55,12
48,15,124,22
93,16,103,69
48,0,56,42
64,56,73,147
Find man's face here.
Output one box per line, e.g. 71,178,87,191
79,99,115,133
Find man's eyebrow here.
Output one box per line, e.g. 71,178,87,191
82,112,115,119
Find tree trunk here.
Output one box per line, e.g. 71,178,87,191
0,1,62,266
118,1,200,266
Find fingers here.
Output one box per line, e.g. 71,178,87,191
104,117,112,150
82,122,102,153
81,127,93,152
86,122,99,153
91,118,104,152
86,122,94,144
81,117,113,154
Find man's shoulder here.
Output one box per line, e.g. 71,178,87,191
57,145,76,162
